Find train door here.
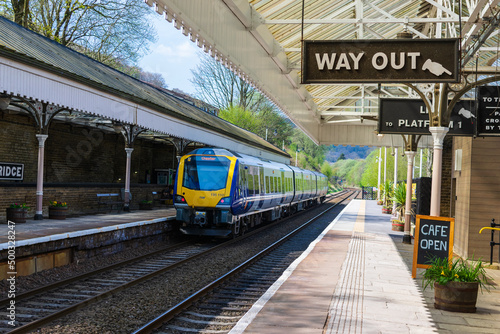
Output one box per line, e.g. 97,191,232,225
258,165,265,209
239,164,248,210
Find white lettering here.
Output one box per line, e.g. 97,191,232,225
349,52,364,70
315,53,336,70
336,53,350,70
407,52,420,69
372,52,388,70
391,52,405,70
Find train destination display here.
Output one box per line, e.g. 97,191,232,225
412,215,455,278
378,98,475,136
302,39,459,83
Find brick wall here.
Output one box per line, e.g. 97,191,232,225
1,112,179,221
440,136,453,217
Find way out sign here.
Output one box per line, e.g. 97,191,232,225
412,215,455,278
302,39,459,83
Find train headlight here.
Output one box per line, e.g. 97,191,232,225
175,195,186,204
217,197,230,205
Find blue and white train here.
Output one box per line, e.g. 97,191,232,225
174,147,328,237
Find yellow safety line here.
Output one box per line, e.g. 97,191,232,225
479,227,500,234
354,201,365,233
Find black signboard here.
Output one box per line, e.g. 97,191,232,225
0,162,24,181
412,215,454,278
302,39,459,84
477,85,500,136
378,98,475,136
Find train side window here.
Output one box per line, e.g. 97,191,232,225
266,175,270,193
275,177,279,193
260,168,265,193
254,175,259,195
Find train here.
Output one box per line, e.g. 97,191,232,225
173,147,329,237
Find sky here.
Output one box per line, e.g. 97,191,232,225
139,14,201,95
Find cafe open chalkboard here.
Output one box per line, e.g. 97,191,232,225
412,215,454,278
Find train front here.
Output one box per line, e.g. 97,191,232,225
174,148,237,236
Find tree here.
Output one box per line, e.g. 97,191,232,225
190,52,269,112
2,0,156,67
337,153,346,161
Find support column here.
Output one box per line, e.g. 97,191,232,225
393,147,398,214
429,127,449,216
35,134,48,220
124,147,134,212
404,150,416,244
377,147,382,201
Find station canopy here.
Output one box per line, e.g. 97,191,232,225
148,0,500,147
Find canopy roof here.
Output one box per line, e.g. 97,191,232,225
150,0,500,147
0,15,290,162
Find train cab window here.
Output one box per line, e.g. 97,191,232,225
182,155,231,191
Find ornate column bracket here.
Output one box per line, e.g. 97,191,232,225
169,137,193,162
118,124,146,148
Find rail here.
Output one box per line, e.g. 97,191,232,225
132,189,358,333
479,218,500,265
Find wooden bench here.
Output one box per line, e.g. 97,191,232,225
97,193,124,212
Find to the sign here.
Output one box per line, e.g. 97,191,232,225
478,86,500,136
412,215,454,278
302,39,459,84
0,162,24,181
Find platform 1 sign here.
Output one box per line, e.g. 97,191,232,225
378,98,475,136
302,39,459,84
412,215,454,278
0,162,24,181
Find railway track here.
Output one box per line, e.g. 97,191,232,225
134,190,358,334
0,240,224,333
1,190,355,333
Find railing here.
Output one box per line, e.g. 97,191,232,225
479,219,500,265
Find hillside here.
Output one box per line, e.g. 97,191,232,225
325,145,375,162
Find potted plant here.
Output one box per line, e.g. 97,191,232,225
48,201,68,220
391,182,407,231
422,256,493,313
139,200,153,210
6,203,30,223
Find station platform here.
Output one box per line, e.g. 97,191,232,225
230,200,500,334
0,207,176,278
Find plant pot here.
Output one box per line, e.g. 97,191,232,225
382,207,392,214
139,203,153,210
391,220,404,231
434,281,479,313
6,207,27,223
49,206,68,220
